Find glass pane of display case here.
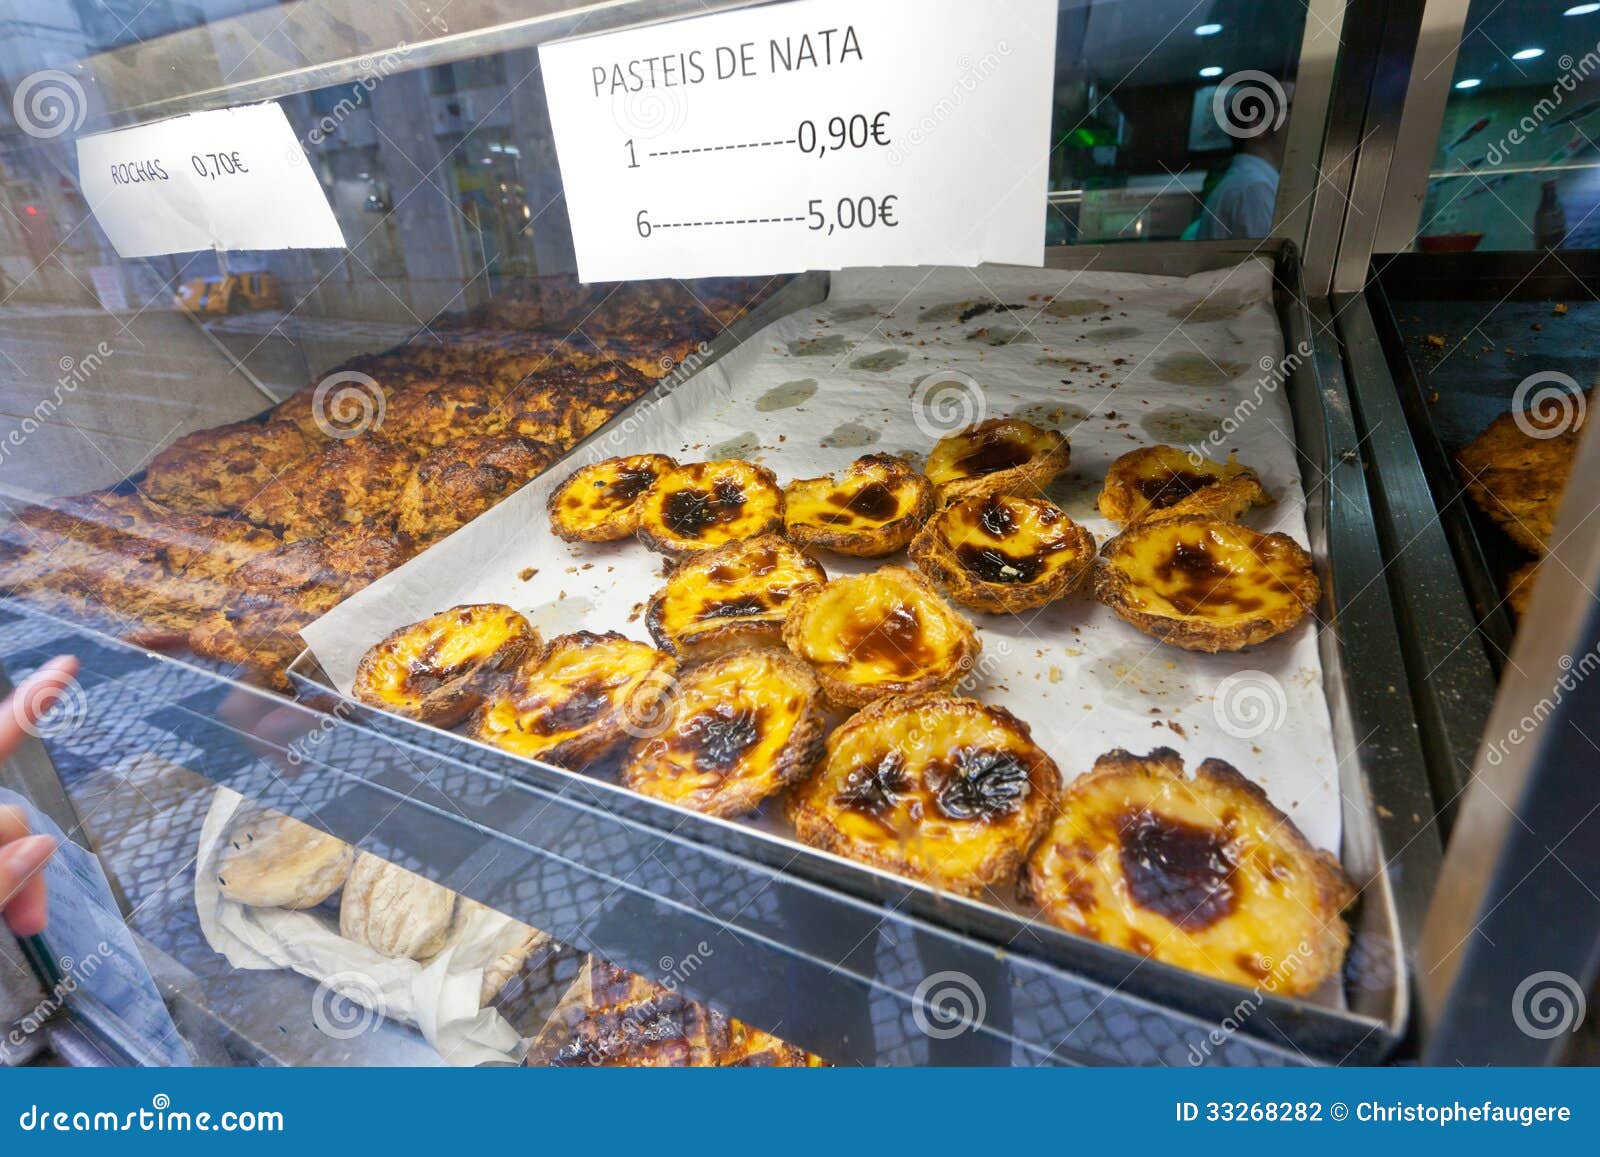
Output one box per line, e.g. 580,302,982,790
1420,0,1600,251
7,0,1569,1073
1048,0,1310,244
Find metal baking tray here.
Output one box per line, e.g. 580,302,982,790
277,240,1435,1066
1366,251,1600,665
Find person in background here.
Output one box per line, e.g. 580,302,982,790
0,656,79,936
1184,81,1294,241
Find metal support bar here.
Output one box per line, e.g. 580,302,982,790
1419,405,1600,1064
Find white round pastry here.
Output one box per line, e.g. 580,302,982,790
339,852,458,960
215,808,356,910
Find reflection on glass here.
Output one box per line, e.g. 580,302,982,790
1046,1,1306,244
1423,0,1600,250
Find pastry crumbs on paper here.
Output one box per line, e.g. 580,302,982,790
518,567,537,581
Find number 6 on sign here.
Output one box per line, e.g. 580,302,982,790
539,0,1056,279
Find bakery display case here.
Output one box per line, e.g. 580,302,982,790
0,0,1596,1069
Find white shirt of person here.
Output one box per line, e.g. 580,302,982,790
1182,153,1280,241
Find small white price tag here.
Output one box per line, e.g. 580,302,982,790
539,0,1057,281
76,102,345,258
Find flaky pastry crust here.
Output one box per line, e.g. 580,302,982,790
909,493,1095,613
1026,747,1353,995
353,604,540,727
924,418,1069,505
646,534,825,659
621,649,825,818
1093,515,1319,652
472,631,676,769
634,459,784,557
783,454,934,557
787,693,1061,896
1098,444,1270,526
548,454,677,543
781,565,979,708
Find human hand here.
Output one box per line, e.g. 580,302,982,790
0,655,80,936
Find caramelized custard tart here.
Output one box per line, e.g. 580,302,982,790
548,454,677,543
924,418,1069,505
473,631,676,768
781,566,980,708
1026,748,1353,995
354,603,540,727
635,459,784,556
910,494,1096,613
788,693,1061,896
1094,515,1319,652
646,534,825,659
1098,445,1270,526
621,649,825,817
783,454,934,556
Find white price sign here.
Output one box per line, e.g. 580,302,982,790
76,102,345,259
539,0,1057,281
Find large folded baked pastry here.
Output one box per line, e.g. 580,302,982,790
143,418,315,516
396,433,562,542
187,520,414,684
533,956,824,1067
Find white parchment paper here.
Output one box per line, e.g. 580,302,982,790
302,261,1340,852
194,788,530,1066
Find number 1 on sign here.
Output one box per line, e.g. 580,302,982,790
625,139,639,169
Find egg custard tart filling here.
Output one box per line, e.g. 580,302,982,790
781,565,979,708
646,534,826,659
923,418,1069,505
1093,515,1319,652
910,494,1095,613
548,453,677,542
353,603,540,727
783,454,934,557
1098,444,1270,526
787,693,1061,896
473,630,676,768
635,459,784,556
1025,747,1353,995
621,649,825,818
